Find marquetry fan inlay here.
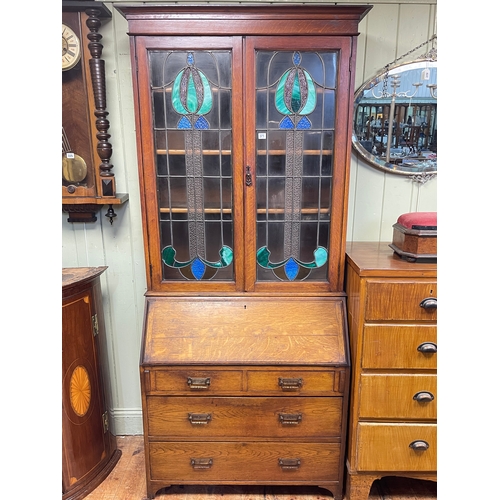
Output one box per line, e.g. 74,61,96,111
70,365,91,416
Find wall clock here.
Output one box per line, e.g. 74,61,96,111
62,0,128,224
62,23,82,71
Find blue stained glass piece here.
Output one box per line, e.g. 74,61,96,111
178,116,192,129
194,116,210,129
279,116,295,129
284,259,299,280
293,51,301,65
191,258,206,280
297,116,311,129
187,52,194,65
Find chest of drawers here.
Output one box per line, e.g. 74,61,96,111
140,296,349,499
344,242,437,500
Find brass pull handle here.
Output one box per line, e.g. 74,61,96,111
278,458,301,470
419,297,437,310
279,413,303,425
417,342,437,354
409,440,429,451
187,377,211,390
278,378,303,391
190,458,213,469
188,413,212,425
413,391,435,403
245,166,252,186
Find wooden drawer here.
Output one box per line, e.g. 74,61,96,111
359,374,436,420
362,325,437,369
147,369,244,394
147,397,343,438
149,441,341,482
247,370,346,395
356,422,436,472
364,281,437,321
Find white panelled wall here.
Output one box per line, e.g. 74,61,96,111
61,0,437,435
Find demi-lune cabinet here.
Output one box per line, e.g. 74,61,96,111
344,242,437,500
62,267,121,500
116,4,371,499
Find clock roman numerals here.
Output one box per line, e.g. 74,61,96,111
62,23,81,71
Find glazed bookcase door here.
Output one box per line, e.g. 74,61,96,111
244,37,353,293
133,36,244,292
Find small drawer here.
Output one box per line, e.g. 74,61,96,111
147,396,343,438
359,374,437,420
247,370,346,395
362,325,437,369
149,441,341,482
356,422,436,471
147,369,243,394
365,281,437,321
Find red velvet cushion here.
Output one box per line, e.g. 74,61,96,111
397,212,437,229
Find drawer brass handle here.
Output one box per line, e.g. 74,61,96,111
278,458,301,470
413,391,435,403
419,297,437,310
187,377,211,390
409,440,429,451
279,413,303,425
417,342,437,354
278,378,303,391
188,413,212,425
190,458,213,469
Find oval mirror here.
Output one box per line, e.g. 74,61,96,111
352,59,437,178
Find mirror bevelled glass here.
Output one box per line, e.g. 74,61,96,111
352,60,437,177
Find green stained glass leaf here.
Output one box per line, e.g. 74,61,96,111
299,71,316,115
172,72,187,114
275,70,292,115
186,73,199,113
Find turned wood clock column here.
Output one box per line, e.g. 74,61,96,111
62,1,128,224
62,267,121,500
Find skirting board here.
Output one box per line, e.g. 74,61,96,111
108,408,143,435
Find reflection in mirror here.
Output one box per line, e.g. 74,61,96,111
352,60,437,180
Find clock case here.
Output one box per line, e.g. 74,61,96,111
62,1,128,223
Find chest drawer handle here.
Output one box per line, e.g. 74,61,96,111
409,440,429,451
187,377,211,390
278,458,301,470
190,458,213,469
413,391,435,403
417,342,437,354
279,413,303,425
278,378,303,391
188,413,212,425
420,297,437,310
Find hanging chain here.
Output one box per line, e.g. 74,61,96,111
382,35,437,97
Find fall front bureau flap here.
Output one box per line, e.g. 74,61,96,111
141,296,348,366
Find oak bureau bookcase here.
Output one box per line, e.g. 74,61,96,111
115,4,372,499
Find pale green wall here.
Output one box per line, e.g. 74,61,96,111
61,0,437,435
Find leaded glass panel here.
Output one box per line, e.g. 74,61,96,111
150,50,234,281
255,50,338,282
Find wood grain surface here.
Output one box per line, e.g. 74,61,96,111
83,436,437,500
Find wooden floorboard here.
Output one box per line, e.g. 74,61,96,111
84,436,437,500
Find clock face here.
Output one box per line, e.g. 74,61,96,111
62,23,82,71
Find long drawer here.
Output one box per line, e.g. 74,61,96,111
364,281,437,321
147,396,343,438
149,441,341,482
359,374,437,420
356,422,436,471
362,324,437,369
